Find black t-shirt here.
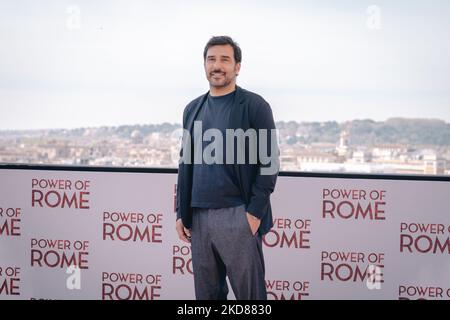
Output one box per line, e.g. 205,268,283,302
190,90,245,209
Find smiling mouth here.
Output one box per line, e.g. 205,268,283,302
211,72,224,77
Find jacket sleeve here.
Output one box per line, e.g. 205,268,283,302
176,161,182,220
176,105,189,221
246,98,280,220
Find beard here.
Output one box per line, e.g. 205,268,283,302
207,71,235,88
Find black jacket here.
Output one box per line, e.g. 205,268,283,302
176,85,279,235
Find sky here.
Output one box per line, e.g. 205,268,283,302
0,0,450,130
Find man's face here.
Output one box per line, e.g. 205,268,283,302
204,44,241,88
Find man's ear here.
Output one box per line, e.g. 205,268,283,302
235,62,241,76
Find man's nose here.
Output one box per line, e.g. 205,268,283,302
212,60,222,70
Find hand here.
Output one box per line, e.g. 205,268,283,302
176,218,191,243
246,212,261,236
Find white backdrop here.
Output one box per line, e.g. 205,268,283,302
1,168,449,300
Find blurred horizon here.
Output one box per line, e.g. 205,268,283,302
1,116,450,133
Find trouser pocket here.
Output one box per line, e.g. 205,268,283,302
239,204,256,237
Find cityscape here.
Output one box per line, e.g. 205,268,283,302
0,118,449,176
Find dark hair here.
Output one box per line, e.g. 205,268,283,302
203,36,242,63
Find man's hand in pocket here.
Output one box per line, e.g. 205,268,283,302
246,212,261,235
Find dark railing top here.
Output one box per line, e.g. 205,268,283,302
1,163,449,182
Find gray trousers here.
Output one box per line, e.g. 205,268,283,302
190,203,267,300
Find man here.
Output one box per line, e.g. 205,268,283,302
175,36,279,300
